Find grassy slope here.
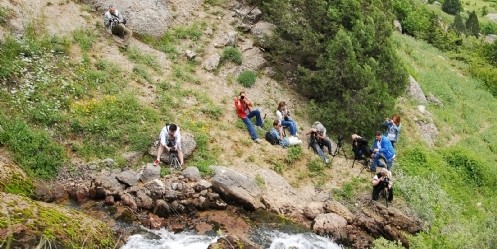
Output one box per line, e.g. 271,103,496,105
391,32,497,248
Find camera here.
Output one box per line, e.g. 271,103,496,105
382,177,391,187
240,95,245,99
337,134,344,147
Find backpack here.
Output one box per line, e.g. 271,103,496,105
265,131,279,145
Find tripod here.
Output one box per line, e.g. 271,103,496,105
352,156,371,177
330,135,347,164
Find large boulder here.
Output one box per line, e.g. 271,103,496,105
406,75,427,104
82,0,170,37
209,166,264,210
139,164,161,182
324,200,355,223
312,213,348,240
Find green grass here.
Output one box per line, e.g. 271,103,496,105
124,46,162,73
72,29,96,51
221,46,243,65
393,32,497,248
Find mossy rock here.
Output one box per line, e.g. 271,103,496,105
0,156,34,197
0,192,116,248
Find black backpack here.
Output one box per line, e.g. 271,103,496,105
265,131,279,145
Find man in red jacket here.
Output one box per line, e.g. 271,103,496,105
234,91,264,143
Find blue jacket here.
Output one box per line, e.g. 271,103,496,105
372,136,396,160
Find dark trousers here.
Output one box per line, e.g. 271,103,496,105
372,185,394,201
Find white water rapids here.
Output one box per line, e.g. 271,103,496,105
121,228,342,249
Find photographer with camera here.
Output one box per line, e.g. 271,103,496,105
154,123,183,167
305,121,333,164
383,114,401,148
372,168,393,202
103,4,132,46
235,91,264,143
351,134,372,160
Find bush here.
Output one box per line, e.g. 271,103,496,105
237,70,257,87
480,22,497,35
221,47,242,65
286,146,302,164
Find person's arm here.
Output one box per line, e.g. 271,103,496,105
276,110,283,122
103,12,112,28
372,175,383,186
234,98,244,112
159,126,167,147
116,10,125,23
305,128,317,136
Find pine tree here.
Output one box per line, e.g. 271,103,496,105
466,11,480,37
451,13,466,34
442,0,462,15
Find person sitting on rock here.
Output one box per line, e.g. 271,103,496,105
154,123,183,167
276,101,298,137
372,168,393,202
103,4,132,46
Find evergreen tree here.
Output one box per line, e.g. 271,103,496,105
451,13,466,34
466,11,480,37
261,0,407,134
442,0,462,15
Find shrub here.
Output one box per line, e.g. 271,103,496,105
286,146,302,164
480,22,497,35
237,70,256,87
221,47,242,65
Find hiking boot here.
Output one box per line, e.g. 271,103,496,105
254,138,262,143
325,158,330,164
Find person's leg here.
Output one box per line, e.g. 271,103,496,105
112,24,125,37
155,145,164,166
242,117,257,140
320,138,333,155
390,140,396,148
388,188,394,202
281,120,297,136
178,150,184,166
386,158,394,171
122,26,132,44
247,109,263,127
372,185,382,200
311,142,328,163
370,152,380,171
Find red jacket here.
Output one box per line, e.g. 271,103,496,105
234,98,251,118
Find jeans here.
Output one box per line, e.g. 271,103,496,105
242,109,263,140
370,152,394,171
310,142,328,163
281,120,297,136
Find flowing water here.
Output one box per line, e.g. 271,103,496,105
121,227,342,249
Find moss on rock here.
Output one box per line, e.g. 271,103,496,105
0,192,116,248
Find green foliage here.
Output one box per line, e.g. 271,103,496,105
451,14,467,34
237,70,257,87
0,116,65,179
442,0,463,14
285,146,302,164
0,6,10,25
441,147,494,187
480,21,497,34
133,65,154,84
466,11,480,37
372,237,404,249
332,178,363,201
255,173,265,188
263,0,407,135
72,29,96,51
221,46,243,65
0,174,35,197
201,105,223,120
181,121,218,175
307,158,324,174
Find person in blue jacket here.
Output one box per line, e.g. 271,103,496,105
370,131,396,172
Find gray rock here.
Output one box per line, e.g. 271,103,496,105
101,158,116,167
185,50,197,60
485,34,497,44
136,190,154,210
210,199,228,210
236,6,262,22
121,151,142,166
120,192,137,210
116,170,139,187
182,167,201,181
154,199,171,217
415,119,438,146
394,20,402,33
139,164,161,182
303,202,325,220
90,172,124,198
192,196,209,210
241,48,267,71
251,21,275,48
312,213,348,240
210,166,264,210
82,0,171,37
426,93,443,107
195,180,212,192
144,179,165,197
324,200,355,223
104,195,115,205
406,75,427,104
203,53,221,71
213,31,238,48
